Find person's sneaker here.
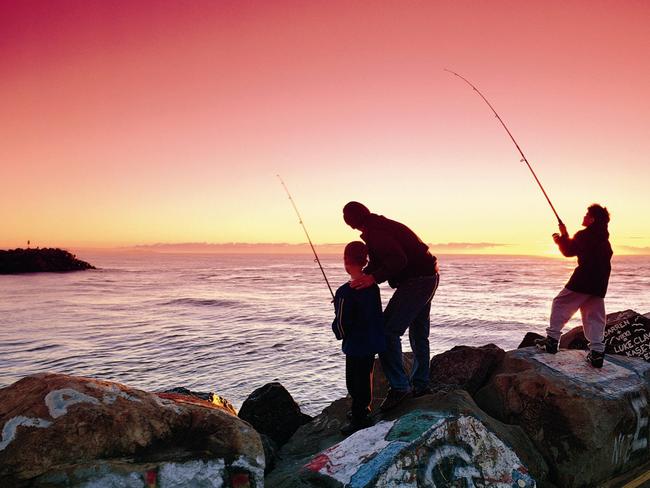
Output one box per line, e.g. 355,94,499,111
586,350,605,368
412,386,433,398
340,416,374,436
535,336,559,354
379,388,411,412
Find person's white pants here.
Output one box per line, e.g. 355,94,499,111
547,287,606,353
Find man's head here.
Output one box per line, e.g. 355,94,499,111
584,204,610,227
343,201,370,230
343,241,368,275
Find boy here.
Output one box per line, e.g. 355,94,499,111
536,204,613,368
332,241,386,435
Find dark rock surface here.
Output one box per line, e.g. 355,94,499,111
238,382,311,447
475,347,650,487
0,373,263,487
429,343,505,394
0,248,95,274
519,331,544,349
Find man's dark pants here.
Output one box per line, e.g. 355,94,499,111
379,274,439,392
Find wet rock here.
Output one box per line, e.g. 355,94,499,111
0,373,264,487
519,332,544,349
429,343,505,395
0,248,95,274
267,390,549,487
238,382,311,447
475,347,650,487
160,386,237,415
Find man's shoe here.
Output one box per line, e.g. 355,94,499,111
535,336,559,354
340,416,373,436
379,388,410,412
586,350,605,368
413,386,433,398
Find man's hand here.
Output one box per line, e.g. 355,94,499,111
350,274,376,290
559,223,568,237
552,233,561,244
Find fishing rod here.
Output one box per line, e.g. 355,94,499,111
276,174,335,300
445,69,564,227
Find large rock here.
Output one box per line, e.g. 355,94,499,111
429,344,505,395
267,390,549,487
0,373,264,486
238,382,311,447
475,347,650,487
604,310,650,360
161,386,237,415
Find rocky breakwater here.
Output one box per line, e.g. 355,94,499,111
267,333,650,487
0,247,95,274
0,373,264,487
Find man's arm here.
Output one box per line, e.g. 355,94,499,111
352,230,406,289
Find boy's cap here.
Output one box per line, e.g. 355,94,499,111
344,241,368,264
343,201,370,229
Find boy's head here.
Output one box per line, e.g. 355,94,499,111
585,204,610,226
343,241,368,274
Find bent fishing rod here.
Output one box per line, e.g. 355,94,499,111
276,174,335,300
445,69,564,227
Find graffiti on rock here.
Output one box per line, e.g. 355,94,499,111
612,392,649,466
0,416,52,451
305,410,536,487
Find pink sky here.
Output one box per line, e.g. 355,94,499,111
1,1,649,254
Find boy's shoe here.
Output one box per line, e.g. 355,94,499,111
379,388,411,412
586,350,605,368
535,336,559,354
340,416,374,436
412,386,433,398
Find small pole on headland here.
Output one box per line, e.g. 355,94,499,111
445,69,564,227
276,174,335,301
27,240,30,249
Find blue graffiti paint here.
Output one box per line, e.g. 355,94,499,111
349,441,408,488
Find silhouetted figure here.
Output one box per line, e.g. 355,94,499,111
343,202,439,411
332,241,385,435
536,204,613,368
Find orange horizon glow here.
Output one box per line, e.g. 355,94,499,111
2,1,649,256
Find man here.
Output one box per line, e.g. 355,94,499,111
343,202,439,411
536,204,613,368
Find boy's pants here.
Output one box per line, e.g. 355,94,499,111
346,354,375,421
547,287,606,353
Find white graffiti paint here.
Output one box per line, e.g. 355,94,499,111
0,416,52,451
79,472,144,488
612,394,649,465
423,445,480,486
158,459,225,487
45,388,101,418
88,383,143,404
305,420,396,484
231,455,265,486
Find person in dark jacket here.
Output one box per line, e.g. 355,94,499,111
536,204,613,368
342,202,439,411
332,241,386,435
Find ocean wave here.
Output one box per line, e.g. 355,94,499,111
162,297,240,308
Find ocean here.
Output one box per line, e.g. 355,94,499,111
1,252,648,416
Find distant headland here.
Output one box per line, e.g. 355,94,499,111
0,248,95,274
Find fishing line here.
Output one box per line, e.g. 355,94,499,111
445,69,564,227
277,174,335,300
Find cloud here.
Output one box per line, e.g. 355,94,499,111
618,245,650,255
428,242,508,251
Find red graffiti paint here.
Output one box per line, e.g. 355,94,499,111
305,453,331,472
145,469,157,487
231,472,251,488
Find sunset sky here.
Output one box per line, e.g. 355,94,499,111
2,1,648,255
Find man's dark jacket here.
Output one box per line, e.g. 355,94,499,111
360,214,437,288
557,223,613,298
